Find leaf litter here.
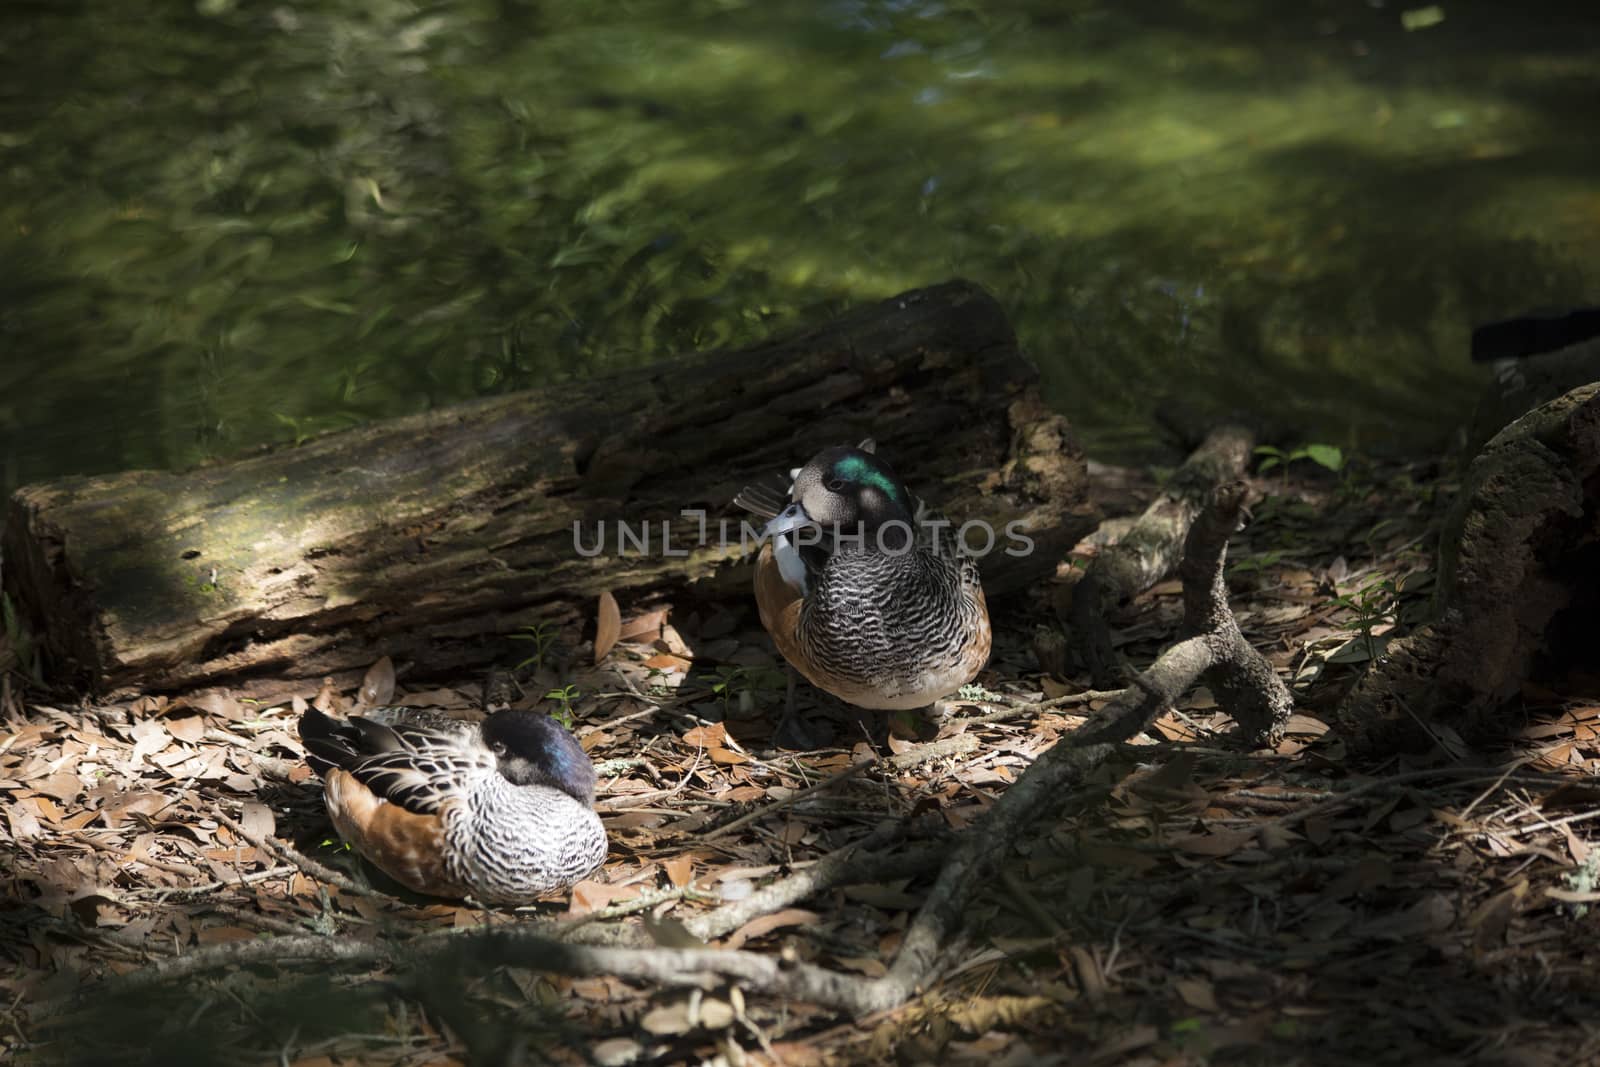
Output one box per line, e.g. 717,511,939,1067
3,457,1600,1065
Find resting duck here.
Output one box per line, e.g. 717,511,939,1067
734,439,991,743
298,706,606,904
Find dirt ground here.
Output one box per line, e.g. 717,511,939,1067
4,457,1600,1066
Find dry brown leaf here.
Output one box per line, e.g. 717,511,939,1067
1354,892,1455,940
241,800,276,841
681,723,728,748
655,625,694,658
1538,782,1600,811
1285,713,1330,735
359,656,397,708
594,591,622,664
1175,978,1219,1011
618,608,670,642
1040,676,1078,700
1257,823,1302,851
203,846,260,864
166,715,206,744
1563,824,1591,866
567,880,643,916
642,652,691,674
29,794,63,825
6,802,42,841
1469,879,1527,948
186,690,244,721
1172,828,1255,856
1153,716,1201,742
31,770,83,805
662,855,694,888
196,925,258,945
129,719,171,762
708,747,750,766
724,908,820,951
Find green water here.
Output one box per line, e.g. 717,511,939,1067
3,0,1598,493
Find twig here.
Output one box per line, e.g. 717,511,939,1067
206,902,310,938
560,884,718,929
1495,807,1600,840
213,808,377,900
597,746,703,812
127,865,298,901
957,690,1122,728
593,757,654,778
1458,757,1532,820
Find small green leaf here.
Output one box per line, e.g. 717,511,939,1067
1302,443,1344,471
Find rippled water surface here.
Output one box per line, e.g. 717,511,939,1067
3,0,1598,491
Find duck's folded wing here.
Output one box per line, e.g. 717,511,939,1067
347,746,490,816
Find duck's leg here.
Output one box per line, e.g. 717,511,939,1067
887,699,955,741
772,667,829,749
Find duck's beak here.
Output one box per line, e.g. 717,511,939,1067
763,501,813,539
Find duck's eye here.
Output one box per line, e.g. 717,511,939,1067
827,478,846,492
490,740,508,756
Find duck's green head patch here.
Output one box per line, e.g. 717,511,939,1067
833,453,910,510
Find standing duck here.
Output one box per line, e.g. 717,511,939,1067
734,439,991,744
298,706,607,904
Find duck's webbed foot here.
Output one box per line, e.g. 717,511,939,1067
770,668,832,750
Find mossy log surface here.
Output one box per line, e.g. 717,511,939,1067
3,281,1096,697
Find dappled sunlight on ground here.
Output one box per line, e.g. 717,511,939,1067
6,459,1600,1063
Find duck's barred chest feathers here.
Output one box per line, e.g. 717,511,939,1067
799,535,986,698
442,771,607,904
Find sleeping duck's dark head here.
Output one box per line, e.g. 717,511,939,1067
765,442,916,550
480,710,597,804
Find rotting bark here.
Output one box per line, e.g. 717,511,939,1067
1065,425,1255,687
1338,382,1600,750
1465,335,1600,455
38,480,1290,1021
2,280,1097,699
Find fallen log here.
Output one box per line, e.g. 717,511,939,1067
3,281,1096,698
1337,381,1600,748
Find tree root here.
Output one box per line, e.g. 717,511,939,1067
1067,425,1255,687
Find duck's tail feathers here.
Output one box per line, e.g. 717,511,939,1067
299,707,403,777
733,475,791,521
